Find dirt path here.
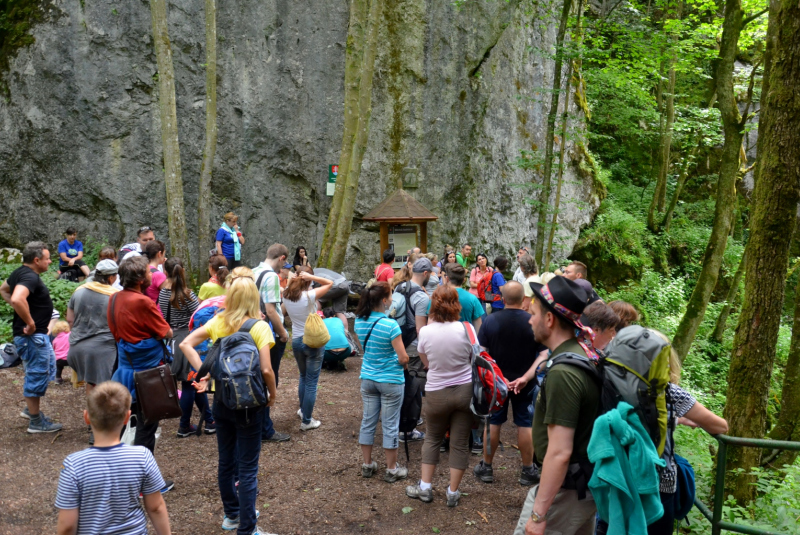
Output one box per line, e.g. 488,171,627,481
0,353,532,534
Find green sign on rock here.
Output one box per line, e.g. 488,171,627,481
327,165,338,196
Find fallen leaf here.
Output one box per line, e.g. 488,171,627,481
432,528,440,533
262,503,270,508
402,506,414,514
478,511,489,523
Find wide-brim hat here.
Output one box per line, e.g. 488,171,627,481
529,276,590,328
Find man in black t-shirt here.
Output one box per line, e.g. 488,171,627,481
0,241,61,434
474,281,548,487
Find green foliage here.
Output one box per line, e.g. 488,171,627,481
0,0,41,93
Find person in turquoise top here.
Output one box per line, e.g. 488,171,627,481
354,281,410,484
322,308,352,370
426,263,485,331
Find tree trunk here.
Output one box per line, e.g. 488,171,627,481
534,0,572,267
197,0,217,282
661,141,698,233
323,0,383,272
648,60,676,231
710,249,746,345
725,0,800,504
150,0,190,268
670,0,747,363
765,273,800,468
317,0,369,268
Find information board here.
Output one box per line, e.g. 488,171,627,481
388,225,418,269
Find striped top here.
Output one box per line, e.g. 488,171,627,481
355,312,404,385
158,288,200,329
55,443,165,534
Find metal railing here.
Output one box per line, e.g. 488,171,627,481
692,434,800,535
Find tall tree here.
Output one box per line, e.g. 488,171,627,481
647,45,678,229
724,0,800,503
197,0,217,280
709,248,746,345
534,0,572,266
318,0,383,271
670,0,754,361
150,0,190,268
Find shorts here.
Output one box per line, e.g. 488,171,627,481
61,260,87,269
489,386,533,427
319,281,350,313
15,334,56,397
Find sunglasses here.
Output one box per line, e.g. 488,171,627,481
138,226,152,233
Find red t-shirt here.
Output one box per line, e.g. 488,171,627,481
374,263,395,283
108,289,171,344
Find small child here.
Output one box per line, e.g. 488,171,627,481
51,320,70,385
55,381,172,535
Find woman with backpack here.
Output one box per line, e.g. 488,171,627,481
488,256,508,312
469,253,493,302
157,257,213,438
405,286,474,508
180,267,276,535
354,282,410,483
282,266,333,431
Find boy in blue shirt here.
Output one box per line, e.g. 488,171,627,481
56,381,171,535
57,227,91,278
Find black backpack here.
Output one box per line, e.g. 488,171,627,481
390,282,425,347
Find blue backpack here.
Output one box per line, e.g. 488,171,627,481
673,454,696,521
202,319,267,410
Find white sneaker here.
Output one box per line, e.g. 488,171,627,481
297,409,303,419
300,418,321,431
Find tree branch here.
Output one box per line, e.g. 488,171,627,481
742,7,768,27
740,56,764,125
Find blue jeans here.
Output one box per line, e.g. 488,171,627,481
293,339,324,424
262,339,286,439
15,334,56,398
179,381,213,429
359,379,404,449
215,403,263,535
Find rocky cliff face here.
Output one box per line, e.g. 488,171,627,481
0,0,600,279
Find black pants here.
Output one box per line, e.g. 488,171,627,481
131,401,160,453
56,360,68,380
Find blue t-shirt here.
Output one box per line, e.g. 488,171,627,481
57,239,83,266
215,227,235,258
491,271,506,309
426,287,486,323
355,312,404,384
55,443,165,535
323,317,349,350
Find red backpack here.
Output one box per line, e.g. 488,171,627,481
475,268,495,302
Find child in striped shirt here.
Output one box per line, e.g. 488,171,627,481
55,381,171,535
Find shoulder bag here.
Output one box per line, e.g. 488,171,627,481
110,294,182,425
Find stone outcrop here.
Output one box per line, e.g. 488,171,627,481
0,0,600,279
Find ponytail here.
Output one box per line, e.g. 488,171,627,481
216,266,229,287
356,281,391,319
209,254,229,287
164,257,191,309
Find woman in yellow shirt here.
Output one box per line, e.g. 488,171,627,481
181,267,276,535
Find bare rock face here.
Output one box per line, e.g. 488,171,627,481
0,0,600,279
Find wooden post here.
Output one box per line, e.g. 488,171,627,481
420,222,428,253
380,222,389,257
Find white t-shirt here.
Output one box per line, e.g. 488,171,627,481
513,267,526,284
284,289,317,340
417,321,472,392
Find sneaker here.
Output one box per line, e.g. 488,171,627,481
473,460,494,483
27,415,63,434
176,424,199,438
471,438,484,455
405,484,433,503
446,488,461,507
300,418,321,431
417,417,424,426
252,528,270,535
160,480,175,494
384,464,409,483
203,420,217,435
55,378,64,385
297,409,303,419
262,431,291,443
519,465,540,486
399,429,425,442
19,407,32,419
222,510,260,531
361,461,378,478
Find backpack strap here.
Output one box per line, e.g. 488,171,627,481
239,318,260,333
362,318,383,351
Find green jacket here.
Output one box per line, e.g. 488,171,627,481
588,402,666,534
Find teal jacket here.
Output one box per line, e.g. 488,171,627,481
588,402,666,534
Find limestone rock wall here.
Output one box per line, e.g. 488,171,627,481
0,0,600,279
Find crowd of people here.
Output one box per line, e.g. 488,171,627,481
0,224,730,535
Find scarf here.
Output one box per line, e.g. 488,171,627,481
539,284,600,361
75,281,119,297
221,222,241,261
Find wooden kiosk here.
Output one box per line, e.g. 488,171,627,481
362,189,438,269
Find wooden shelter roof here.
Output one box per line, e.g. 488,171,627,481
362,189,438,222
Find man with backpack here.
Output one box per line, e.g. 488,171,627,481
253,244,292,443
117,226,156,262
514,276,599,535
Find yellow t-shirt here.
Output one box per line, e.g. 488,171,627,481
203,316,275,350
198,282,226,301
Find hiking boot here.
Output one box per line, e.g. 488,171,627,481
473,460,494,483
203,420,217,435
28,414,62,434
520,465,540,486
384,464,409,483
300,418,321,431
160,480,175,494
446,489,461,507
262,431,290,443
399,429,425,442
176,424,199,438
222,510,259,531
471,438,484,455
405,484,433,503
361,461,378,478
